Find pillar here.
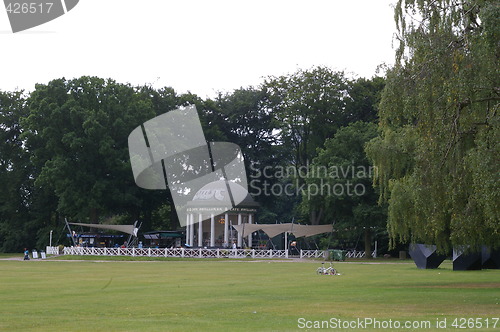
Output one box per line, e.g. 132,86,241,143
210,213,215,247
198,213,203,247
248,214,253,248
189,213,194,246
224,212,229,247
186,214,190,246
237,213,242,248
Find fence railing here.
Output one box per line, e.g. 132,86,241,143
299,249,325,259
45,246,60,255
345,250,377,258
60,246,372,259
63,246,299,259
346,250,364,258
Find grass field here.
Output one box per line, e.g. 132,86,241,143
0,257,499,331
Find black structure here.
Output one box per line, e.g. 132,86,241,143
143,230,184,248
481,246,500,269
409,244,447,269
453,247,482,271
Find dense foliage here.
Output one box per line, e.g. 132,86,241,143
0,69,386,252
366,0,499,252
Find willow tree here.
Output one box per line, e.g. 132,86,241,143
366,0,499,253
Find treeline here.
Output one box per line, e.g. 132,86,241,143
0,68,386,252
2,0,498,254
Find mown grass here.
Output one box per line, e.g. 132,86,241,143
51,254,271,262
51,254,415,263
0,258,498,331
0,252,22,259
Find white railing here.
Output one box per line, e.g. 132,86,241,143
346,250,365,258
344,250,376,258
61,247,378,260
63,246,302,259
299,249,325,259
300,249,376,259
45,246,60,255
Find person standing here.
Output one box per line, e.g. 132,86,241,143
23,248,30,260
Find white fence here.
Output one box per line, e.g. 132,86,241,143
346,250,366,258
61,247,332,259
45,246,60,255
63,246,296,259
59,246,372,259
299,249,326,259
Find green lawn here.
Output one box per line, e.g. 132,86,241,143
0,252,23,259
0,258,499,331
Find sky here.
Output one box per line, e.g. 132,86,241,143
0,0,397,99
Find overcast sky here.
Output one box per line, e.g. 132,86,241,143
1,0,397,99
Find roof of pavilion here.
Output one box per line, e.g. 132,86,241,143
186,180,259,212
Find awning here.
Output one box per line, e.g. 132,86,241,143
290,224,334,238
143,231,184,239
232,223,333,238
69,222,138,236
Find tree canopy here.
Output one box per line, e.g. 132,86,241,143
366,0,499,253
0,68,393,252
23,77,157,224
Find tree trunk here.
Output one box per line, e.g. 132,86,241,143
89,208,99,234
170,200,178,230
310,208,323,225
90,208,98,224
364,227,372,259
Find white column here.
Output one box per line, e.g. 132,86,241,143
248,214,253,248
237,213,242,248
185,215,190,246
189,214,194,246
210,213,215,247
198,213,203,247
224,213,229,247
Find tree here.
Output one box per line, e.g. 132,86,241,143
262,67,356,226
23,77,157,224
345,76,385,124
216,88,277,167
366,0,499,253
212,87,294,224
263,67,350,168
301,121,386,256
0,90,39,251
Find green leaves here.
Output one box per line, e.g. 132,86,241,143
369,0,500,252
263,67,350,167
301,121,385,230
24,77,157,222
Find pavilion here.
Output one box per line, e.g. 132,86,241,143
185,180,259,248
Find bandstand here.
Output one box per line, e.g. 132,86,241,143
184,180,259,248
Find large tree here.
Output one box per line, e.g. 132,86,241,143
263,67,350,168
345,77,385,124
366,0,499,253
215,87,290,223
262,67,355,226
301,121,386,255
0,91,39,251
23,77,157,224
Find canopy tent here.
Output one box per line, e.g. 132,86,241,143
69,222,139,236
290,224,333,238
232,223,333,238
